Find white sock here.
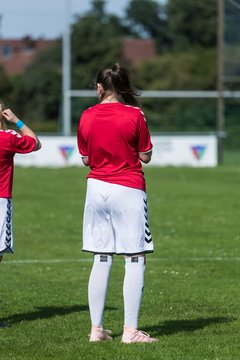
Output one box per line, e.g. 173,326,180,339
88,254,113,327
123,256,145,329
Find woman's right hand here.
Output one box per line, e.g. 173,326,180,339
2,109,19,124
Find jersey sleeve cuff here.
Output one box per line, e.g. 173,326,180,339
79,151,88,158
138,147,153,155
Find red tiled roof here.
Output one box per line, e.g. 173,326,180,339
122,38,157,64
0,37,157,76
0,38,56,76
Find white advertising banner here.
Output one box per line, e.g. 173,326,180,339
15,136,81,167
15,134,217,168
150,134,217,167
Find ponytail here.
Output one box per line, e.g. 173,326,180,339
96,63,140,107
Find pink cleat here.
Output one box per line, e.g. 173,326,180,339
122,327,158,344
89,326,113,342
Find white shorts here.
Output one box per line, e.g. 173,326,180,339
0,198,14,255
82,179,154,255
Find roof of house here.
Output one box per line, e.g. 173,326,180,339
0,37,56,76
0,36,157,76
122,38,157,64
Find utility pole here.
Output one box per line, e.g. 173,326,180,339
217,0,225,164
62,0,71,136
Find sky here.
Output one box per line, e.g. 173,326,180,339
0,0,141,39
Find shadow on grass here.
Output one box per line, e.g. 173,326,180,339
0,304,116,326
143,317,236,336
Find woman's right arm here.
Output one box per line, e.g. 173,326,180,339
3,109,42,151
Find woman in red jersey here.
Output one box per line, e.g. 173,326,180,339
77,64,158,343
0,100,41,262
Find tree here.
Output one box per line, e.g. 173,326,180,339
0,66,12,104
167,0,217,50
71,0,128,89
133,49,216,90
124,0,171,52
132,49,217,132
14,44,62,122
124,0,217,52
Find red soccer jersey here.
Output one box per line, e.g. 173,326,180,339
77,102,152,191
0,129,36,198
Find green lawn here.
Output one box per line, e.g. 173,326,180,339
0,165,240,359
224,150,240,166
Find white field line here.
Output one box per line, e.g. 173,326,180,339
1,256,240,265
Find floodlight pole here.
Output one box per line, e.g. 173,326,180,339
217,0,225,164
62,0,71,136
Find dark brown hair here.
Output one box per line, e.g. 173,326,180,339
0,100,7,130
96,63,140,107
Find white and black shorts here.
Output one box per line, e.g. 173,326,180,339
0,198,14,256
82,179,154,255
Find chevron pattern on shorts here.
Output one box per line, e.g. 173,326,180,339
143,198,152,244
5,199,12,247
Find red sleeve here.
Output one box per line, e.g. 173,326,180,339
10,131,36,153
137,111,153,153
77,113,88,157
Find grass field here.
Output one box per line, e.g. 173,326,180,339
0,164,240,359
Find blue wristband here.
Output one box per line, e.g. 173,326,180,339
16,119,25,129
